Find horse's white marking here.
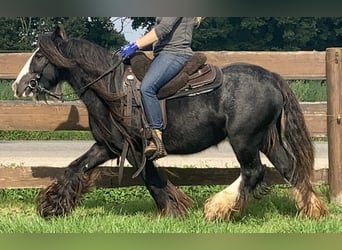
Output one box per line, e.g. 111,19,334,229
224,174,242,194
204,174,242,220
12,49,38,96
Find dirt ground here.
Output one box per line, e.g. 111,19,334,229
0,140,328,169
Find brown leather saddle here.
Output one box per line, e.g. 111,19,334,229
122,51,222,128
128,51,222,100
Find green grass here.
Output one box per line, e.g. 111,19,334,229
0,185,341,233
1,80,77,101
0,80,19,100
0,130,92,140
289,80,326,102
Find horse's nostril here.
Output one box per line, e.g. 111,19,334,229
11,82,17,91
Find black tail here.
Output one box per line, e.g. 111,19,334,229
279,76,314,185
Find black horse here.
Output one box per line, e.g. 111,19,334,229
12,26,327,220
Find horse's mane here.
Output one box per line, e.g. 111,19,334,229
38,34,115,76
39,33,142,163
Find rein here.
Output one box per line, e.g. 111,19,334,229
29,53,147,183
76,57,123,97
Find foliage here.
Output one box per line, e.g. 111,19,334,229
0,18,23,50
2,17,342,52
0,17,126,51
130,17,342,51
130,17,154,30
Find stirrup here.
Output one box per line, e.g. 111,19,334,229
144,140,157,158
144,129,167,160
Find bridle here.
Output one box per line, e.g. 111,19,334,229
27,49,145,183
28,50,123,102
29,73,65,100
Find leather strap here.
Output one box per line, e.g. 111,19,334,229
118,77,133,185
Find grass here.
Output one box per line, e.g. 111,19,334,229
0,130,93,140
289,80,327,102
0,184,341,233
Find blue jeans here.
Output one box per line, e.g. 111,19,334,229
140,53,191,130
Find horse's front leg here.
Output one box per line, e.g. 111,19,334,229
141,160,193,218
36,142,115,218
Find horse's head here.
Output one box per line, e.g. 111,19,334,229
12,25,68,101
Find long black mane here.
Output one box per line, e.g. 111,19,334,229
39,33,142,161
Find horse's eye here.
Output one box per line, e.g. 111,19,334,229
35,53,44,59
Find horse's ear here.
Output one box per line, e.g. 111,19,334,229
52,24,67,41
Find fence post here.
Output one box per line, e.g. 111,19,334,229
326,48,342,204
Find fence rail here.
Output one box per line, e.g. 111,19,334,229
0,51,326,80
0,166,328,189
0,101,328,137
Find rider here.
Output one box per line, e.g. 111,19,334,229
119,17,202,160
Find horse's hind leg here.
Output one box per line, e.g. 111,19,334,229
204,136,266,221
140,160,193,218
264,142,328,219
36,143,114,218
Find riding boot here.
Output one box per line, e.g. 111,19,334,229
144,129,167,160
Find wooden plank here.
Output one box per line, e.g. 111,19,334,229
0,101,327,136
301,102,327,137
0,166,328,189
0,52,31,79
0,101,89,131
0,101,326,135
0,51,326,80
326,48,342,204
204,51,326,80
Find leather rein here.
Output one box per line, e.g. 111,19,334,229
29,53,147,184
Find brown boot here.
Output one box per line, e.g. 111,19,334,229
144,129,167,160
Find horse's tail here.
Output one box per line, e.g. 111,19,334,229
265,73,314,186
263,73,328,218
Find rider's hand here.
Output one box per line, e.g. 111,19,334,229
118,42,138,59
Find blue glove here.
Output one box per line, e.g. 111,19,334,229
119,42,138,59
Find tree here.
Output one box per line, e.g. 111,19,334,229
130,17,154,31
0,18,23,50
128,17,342,51
84,17,125,49
0,17,126,51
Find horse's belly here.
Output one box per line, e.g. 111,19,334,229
164,125,226,155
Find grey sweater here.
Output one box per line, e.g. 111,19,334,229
153,17,195,57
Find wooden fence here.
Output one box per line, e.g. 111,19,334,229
0,50,340,203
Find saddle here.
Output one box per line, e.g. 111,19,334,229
122,51,222,129
128,51,222,100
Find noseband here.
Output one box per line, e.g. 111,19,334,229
29,73,64,100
